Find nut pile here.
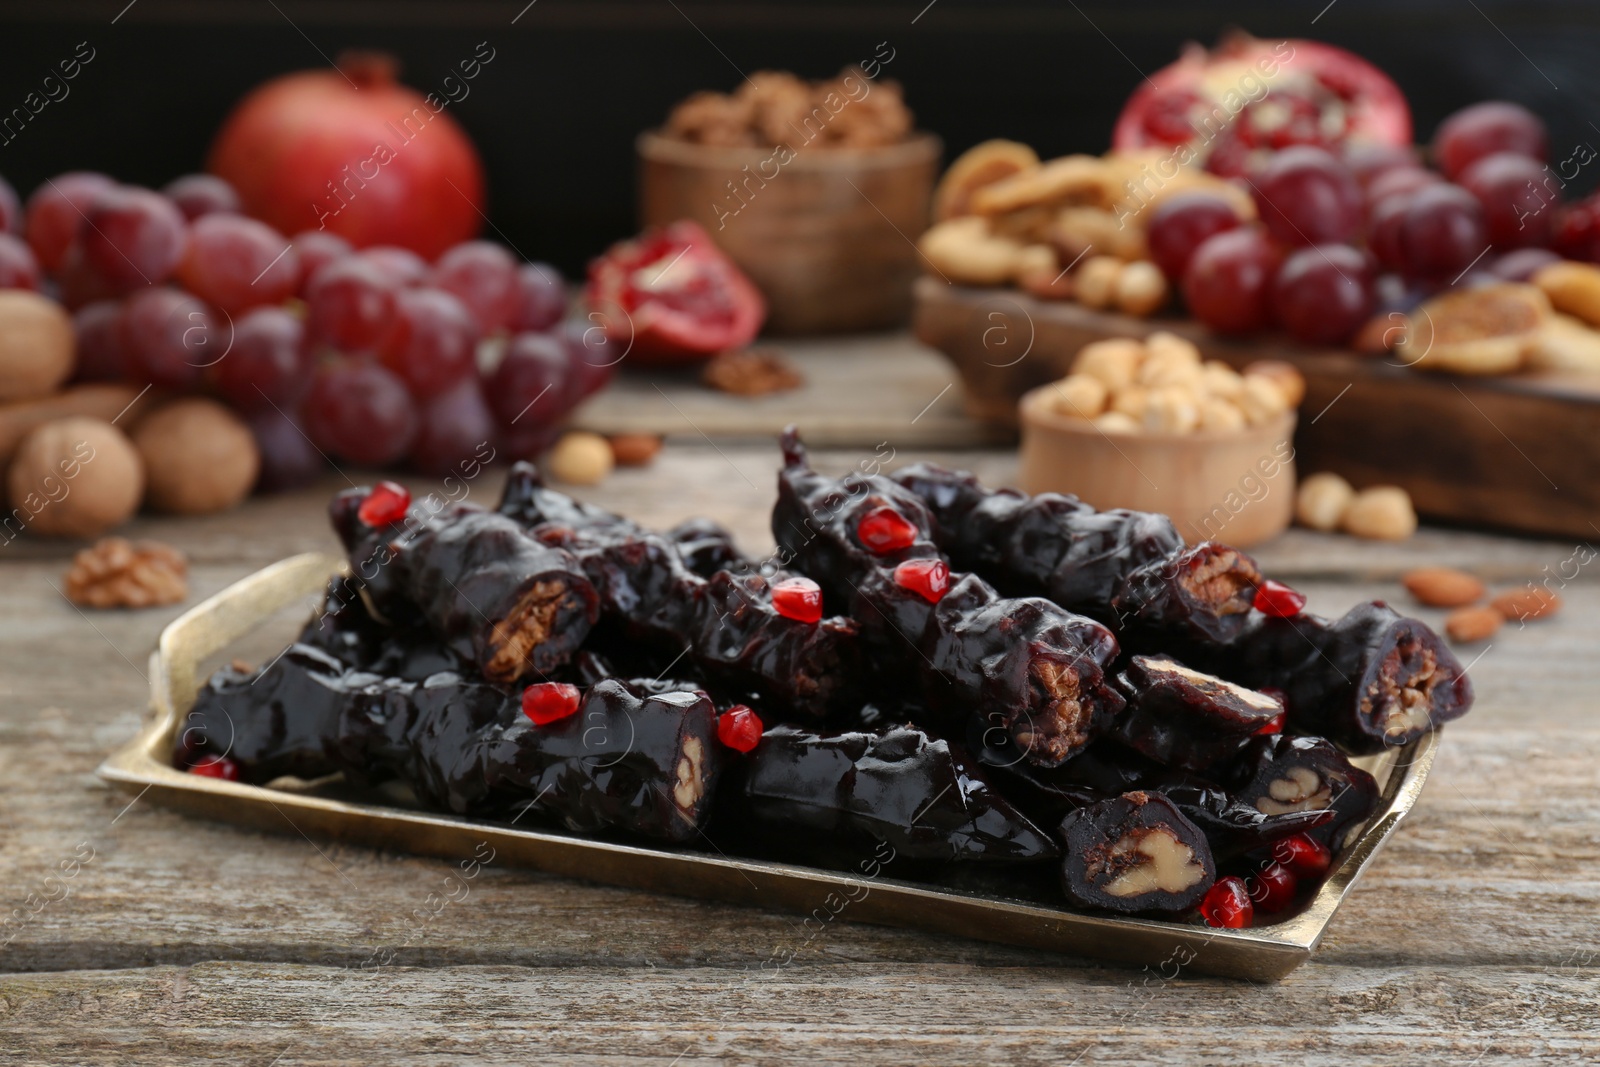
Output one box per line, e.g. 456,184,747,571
1044,334,1303,435
1295,473,1417,541
1402,564,1562,643
664,69,913,149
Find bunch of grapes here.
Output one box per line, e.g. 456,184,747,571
0,170,613,492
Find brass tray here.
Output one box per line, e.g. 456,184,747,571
98,552,1441,981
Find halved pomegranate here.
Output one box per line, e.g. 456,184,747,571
1113,33,1412,178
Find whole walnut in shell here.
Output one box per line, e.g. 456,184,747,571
0,290,76,402
132,399,260,515
6,416,144,538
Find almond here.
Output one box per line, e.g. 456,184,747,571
608,433,663,467
1402,567,1486,608
1490,586,1562,623
1445,605,1503,643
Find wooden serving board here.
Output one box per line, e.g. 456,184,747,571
913,276,1600,540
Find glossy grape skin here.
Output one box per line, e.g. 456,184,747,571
1367,193,1415,270
0,174,19,233
71,300,129,382
0,233,40,289
1181,227,1281,334
302,360,418,467
178,214,299,313
247,407,325,493
1459,152,1559,249
1342,142,1417,188
561,317,620,403
1432,101,1548,179
510,262,567,332
378,286,480,396
24,171,116,273
431,240,518,333
305,256,399,353
1146,193,1242,282
1489,247,1562,282
1364,166,1441,208
291,230,353,296
1271,244,1375,345
210,306,311,411
408,376,499,476
361,246,430,288
162,174,242,221
80,186,188,290
119,287,218,389
1251,146,1363,246
1398,184,1488,281
485,330,572,429
54,247,123,309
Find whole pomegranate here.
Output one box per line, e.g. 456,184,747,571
207,52,484,259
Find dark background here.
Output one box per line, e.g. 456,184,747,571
0,0,1595,273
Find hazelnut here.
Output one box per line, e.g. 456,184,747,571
1075,255,1124,309
1295,472,1355,532
1239,374,1291,425
1094,412,1140,434
1142,330,1202,364
1198,398,1246,432
1199,361,1245,401
1114,261,1168,317
1137,347,1203,391
1142,386,1201,434
1109,383,1150,420
1342,486,1417,540
1243,360,1306,408
0,290,75,403
5,416,143,539
1011,243,1058,282
132,399,260,515
1048,374,1108,419
608,433,663,467
547,430,614,486
1072,338,1143,391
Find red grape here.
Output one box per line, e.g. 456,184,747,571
378,286,480,396
1432,101,1547,179
510,262,567,332
247,408,325,493
409,376,499,476
178,214,299,313
1342,142,1417,188
1459,152,1559,249
431,240,518,332
1251,146,1362,246
0,233,40,289
1367,192,1415,270
119,287,218,389
71,300,128,382
485,331,572,428
1271,244,1375,345
80,186,188,290
1146,193,1242,282
1398,184,1487,280
0,174,18,233
561,317,620,403
361,246,430,288
24,171,115,273
1489,247,1561,282
305,256,398,352
291,230,353,296
162,174,241,221
55,246,122,309
210,306,310,411
1364,166,1441,208
302,360,418,466
501,420,564,462
1181,227,1281,334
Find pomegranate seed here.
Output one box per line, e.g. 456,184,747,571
358,481,412,526
717,704,764,753
1199,876,1254,928
893,558,951,602
770,576,823,623
1272,832,1333,878
1254,711,1287,735
521,682,581,725
189,755,240,781
1253,579,1307,618
856,506,918,554
1247,861,1298,913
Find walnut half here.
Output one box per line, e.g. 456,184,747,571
63,537,188,609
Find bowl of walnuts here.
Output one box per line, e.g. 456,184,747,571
1018,332,1304,547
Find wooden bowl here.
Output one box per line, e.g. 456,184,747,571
638,131,941,335
1018,386,1297,547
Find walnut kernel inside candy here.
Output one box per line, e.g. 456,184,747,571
1021,658,1090,762
1090,827,1208,898
672,735,707,814
484,579,567,681
1179,546,1260,615
1256,766,1332,815
1369,637,1441,739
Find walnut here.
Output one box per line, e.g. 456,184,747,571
63,537,188,609
702,348,804,396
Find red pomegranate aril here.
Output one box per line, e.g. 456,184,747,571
1247,861,1298,913
432,240,519,333
358,480,411,526
1271,244,1374,345
162,174,242,220
81,185,188,290
1253,578,1308,617
24,171,116,273
1254,709,1287,736
1182,227,1280,334
1199,875,1254,928
189,755,241,781
1272,832,1334,878
379,286,480,396
1459,152,1560,249
857,506,918,553
894,558,951,602
1433,100,1548,179
1251,146,1363,247
178,213,300,314
716,705,764,753
1146,192,1242,282
0,233,40,289
771,576,823,623
306,256,399,352
522,681,582,726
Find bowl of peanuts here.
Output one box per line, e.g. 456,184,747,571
1017,332,1304,546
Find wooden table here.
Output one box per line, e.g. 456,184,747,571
2,440,1597,1065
